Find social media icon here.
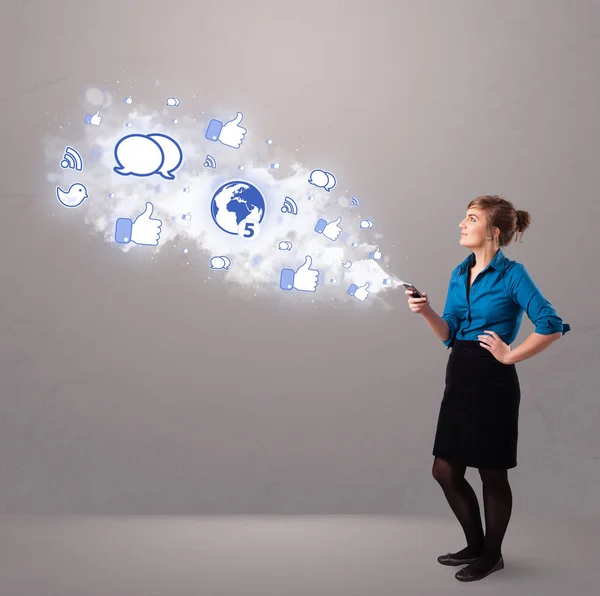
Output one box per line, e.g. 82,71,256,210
113,133,183,179
123,96,133,104
278,241,292,250
314,216,343,241
56,183,88,208
84,111,102,126
60,146,83,171
281,196,298,215
210,256,231,270
182,212,192,221
342,260,352,269
205,112,247,149
280,255,319,292
238,216,260,239
370,247,382,260
204,154,217,168
114,202,162,246
349,196,360,207
166,97,180,106
347,282,370,302
308,169,336,191
360,219,374,229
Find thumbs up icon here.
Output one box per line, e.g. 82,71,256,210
347,282,370,302
370,247,382,260
280,255,320,292
314,216,343,241
85,110,102,126
205,111,247,149
114,202,163,246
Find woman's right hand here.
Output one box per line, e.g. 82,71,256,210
406,289,430,313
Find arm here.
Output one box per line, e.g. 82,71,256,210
505,263,570,364
505,331,561,364
421,304,451,342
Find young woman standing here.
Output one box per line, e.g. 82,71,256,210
406,195,570,582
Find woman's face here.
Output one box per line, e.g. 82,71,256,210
459,208,490,246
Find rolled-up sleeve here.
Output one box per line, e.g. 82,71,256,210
441,270,460,348
509,264,571,337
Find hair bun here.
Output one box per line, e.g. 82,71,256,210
515,209,531,232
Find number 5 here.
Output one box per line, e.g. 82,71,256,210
243,221,255,238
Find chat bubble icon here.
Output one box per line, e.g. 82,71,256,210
325,171,336,191
147,134,183,180
210,256,231,270
113,134,164,177
308,169,329,188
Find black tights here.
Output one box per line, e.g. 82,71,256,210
433,457,512,560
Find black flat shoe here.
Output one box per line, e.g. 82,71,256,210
455,555,504,582
437,552,479,566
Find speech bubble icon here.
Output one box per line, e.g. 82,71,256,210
113,134,164,177
147,133,183,180
308,169,329,188
325,171,336,191
210,256,226,269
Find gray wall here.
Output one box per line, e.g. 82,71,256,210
1,0,598,515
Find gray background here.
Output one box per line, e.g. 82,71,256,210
1,0,599,518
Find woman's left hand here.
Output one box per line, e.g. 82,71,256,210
478,330,512,364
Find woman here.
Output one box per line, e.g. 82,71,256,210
406,195,570,583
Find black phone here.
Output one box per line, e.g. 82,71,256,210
402,282,424,298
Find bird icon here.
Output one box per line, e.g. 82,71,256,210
56,183,88,208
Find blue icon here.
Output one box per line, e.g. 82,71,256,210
203,154,217,168
210,256,231,270
56,183,88,208
383,278,392,285
210,181,266,236
349,196,360,206
113,133,183,180
270,162,280,169
114,202,162,246
347,282,370,302
123,96,132,104
278,241,292,250
205,112,247,148
314,216,342,241
60,146,83,171
281,196,298,215
280,255,319,292
308,169,336,191
84,110,102,126
166,97,180,106
360,219,374,229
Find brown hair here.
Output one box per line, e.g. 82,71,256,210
468,195,531,246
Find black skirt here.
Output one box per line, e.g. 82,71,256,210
433,339,521,469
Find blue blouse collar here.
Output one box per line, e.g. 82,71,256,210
456,248,510,276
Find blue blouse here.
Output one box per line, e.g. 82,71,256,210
441,248,571,349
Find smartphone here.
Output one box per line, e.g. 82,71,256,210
402,282,424,298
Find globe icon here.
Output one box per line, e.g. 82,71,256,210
210,181,266,235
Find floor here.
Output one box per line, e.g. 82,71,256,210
0,514,598,596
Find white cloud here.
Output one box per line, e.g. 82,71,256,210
45,97,403,307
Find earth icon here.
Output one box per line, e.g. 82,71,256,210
210,181,266,235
